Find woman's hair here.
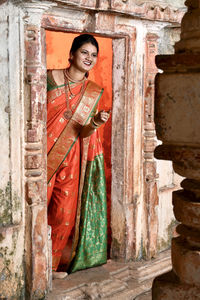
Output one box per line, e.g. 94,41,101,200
70,34,99,55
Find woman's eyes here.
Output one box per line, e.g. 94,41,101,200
81,51,97,57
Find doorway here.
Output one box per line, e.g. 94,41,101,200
45,30,113,256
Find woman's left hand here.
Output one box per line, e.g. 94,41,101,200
93,109,111,126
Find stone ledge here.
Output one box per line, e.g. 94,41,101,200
47,250,171,299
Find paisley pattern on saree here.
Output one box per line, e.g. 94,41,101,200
70,154,107,272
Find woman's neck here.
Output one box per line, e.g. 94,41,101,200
67,66,85,82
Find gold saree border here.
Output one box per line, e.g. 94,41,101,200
47,81,103,183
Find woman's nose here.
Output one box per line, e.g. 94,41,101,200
86,53,92,60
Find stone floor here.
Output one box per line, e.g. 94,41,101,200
46,250,171,300
135,291,151,300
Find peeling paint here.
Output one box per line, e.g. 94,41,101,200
0,182,12,225
0,239,24,299
157,219,178,252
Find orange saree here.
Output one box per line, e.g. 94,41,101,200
47,72,107,272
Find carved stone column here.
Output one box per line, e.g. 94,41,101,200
152,0,200,298
14,1,56,298
143,33,159,259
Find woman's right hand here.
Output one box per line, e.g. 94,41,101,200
80,109,111,138
93,109,111,126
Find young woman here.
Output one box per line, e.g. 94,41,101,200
47,34,110,279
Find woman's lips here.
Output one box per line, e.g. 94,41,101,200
83,61,92,66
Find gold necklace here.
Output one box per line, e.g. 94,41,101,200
63,70,86,120
64,68,85,99
64,69,85,83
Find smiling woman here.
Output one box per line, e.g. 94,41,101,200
47,34,111,279
70,43,98,74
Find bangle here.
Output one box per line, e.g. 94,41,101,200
90,117,100,129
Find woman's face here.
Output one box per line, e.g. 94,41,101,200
70,42,98,73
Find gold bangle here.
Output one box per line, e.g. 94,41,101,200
90,117,100,129
92,118,100,127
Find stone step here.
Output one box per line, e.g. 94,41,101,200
106,280,152,300
46,283,87,299
83,279,128,299
131,250,172,283
47,250,171,300
110,266,131,282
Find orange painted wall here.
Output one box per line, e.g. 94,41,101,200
46,31,113,250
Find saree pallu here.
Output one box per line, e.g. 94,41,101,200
47,74,107,272
69,132,107,273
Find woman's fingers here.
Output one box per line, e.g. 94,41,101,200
99,110,111,122
93,109,111,125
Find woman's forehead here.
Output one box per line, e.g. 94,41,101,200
79,43,97,52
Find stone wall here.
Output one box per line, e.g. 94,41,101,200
135,0,185,7
0,2,25,298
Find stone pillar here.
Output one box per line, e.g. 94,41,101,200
143,33,159,259
14,1,56,298
152,0,200,298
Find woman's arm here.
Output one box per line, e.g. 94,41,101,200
79,122,97,138
80,110,111,138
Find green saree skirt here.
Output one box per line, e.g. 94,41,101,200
70,153,107,273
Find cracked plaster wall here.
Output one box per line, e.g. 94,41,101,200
0,2,25,299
